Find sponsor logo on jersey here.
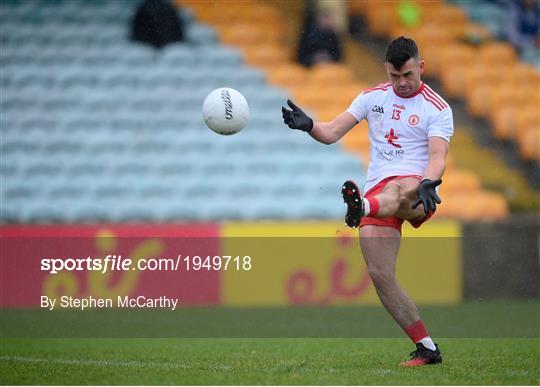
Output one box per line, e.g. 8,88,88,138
375,145,405,161
408,114,420,126
392,103,405,110
371,105,384,114
384,128,401,148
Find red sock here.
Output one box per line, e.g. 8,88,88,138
404,320,429,343
367,197,379,216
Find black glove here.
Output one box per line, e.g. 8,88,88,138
412,178,442,214
281,99,313,132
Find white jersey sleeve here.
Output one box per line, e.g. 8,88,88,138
427,107,454,142
346,92,370,123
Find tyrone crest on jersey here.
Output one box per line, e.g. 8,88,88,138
408,114,420,126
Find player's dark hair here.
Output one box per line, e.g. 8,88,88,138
385,36,419,70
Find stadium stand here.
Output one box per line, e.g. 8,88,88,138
180,0,511,219
2,0,525,223
1,0,368,223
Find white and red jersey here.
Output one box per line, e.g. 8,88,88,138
346,81,454,192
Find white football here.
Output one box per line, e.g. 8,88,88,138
202,87,250,135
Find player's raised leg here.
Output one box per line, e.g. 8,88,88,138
342,177,428,228
360,224,442,366
341,180,364,228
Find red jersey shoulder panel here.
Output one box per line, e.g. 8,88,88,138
361,82,391,95
420,84,449,111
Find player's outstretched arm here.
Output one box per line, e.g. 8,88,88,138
281,99,357,145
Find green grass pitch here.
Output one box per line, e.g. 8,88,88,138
1,301,539,385
1,338,539,385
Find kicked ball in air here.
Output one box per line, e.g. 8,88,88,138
202,87,249,135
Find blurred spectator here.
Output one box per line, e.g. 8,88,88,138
318,0,348,35
130,0,184,49
297,3,342,67
506,0,540,51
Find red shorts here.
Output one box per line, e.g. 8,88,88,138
360,175,434,234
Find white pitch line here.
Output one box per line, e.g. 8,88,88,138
0,355,194,370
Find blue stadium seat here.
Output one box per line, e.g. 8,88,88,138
198,46,243,67
186,24,218,45
161,44,199,67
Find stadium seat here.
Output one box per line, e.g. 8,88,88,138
492,105,517,141
421,4,467,36
242,45,289,69
308,64,354,85
160,43,198,69
198,46,243,67
478,42,517,64
465,83,495,118
438,45,478,90
439,169,481,197
461,1,507,38
514,106,539,140
510,63,540,85
517,127,540,162
471,192,509,220
186,24,218,45
521,47,540,67
364,2,397,38
218,23,276,48
266,64,308,91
